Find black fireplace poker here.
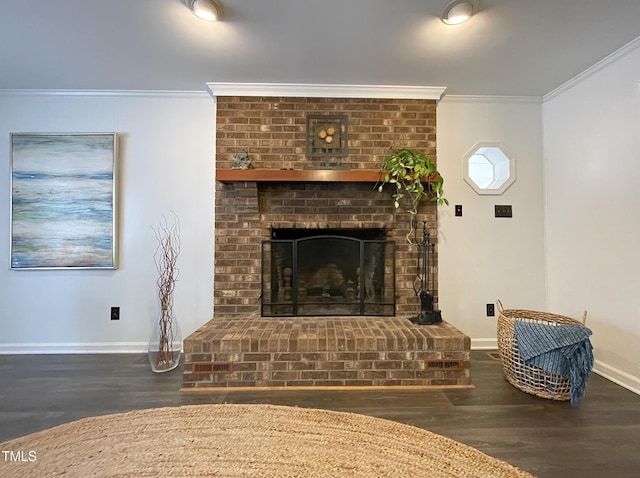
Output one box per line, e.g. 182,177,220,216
410,219,442,325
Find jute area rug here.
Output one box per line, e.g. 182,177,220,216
0,404,535,477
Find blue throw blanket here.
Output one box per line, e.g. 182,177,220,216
514,319,594,405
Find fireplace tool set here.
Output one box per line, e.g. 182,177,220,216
410,219,442,325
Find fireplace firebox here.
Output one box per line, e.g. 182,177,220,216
261,229,395,316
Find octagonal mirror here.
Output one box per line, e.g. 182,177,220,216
463,143,515,195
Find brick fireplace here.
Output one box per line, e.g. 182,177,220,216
213,96,439,315
182,93,470,389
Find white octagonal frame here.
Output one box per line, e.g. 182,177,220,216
463,142,516,195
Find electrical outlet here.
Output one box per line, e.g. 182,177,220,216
455,204,462,217
111,306,120,320
494,205,512,218
486,303,495,317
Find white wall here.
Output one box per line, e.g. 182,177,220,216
0,91,216,352
543,40,640,392
4,75,635,399
437,96,547,347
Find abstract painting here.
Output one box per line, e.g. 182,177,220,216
10,133,117,269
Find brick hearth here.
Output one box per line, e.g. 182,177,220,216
183,317,470,389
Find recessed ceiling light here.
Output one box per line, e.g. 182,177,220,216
441,0,478,25
186,0,224,22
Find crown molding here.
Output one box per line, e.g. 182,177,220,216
0,89,210,98
440,95,542,104
206,82,447,100
544,35,640,102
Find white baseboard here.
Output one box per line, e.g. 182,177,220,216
2,340,638,397
469,339,640,396
593,360,640,396
0,342,148,354
471,338,498,350
2,340,498,354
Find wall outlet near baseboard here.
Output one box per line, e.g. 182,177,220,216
486,303,495,316
111,306,120,320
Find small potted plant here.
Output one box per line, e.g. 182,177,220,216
377,148,448,242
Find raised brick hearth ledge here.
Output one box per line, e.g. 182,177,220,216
182,317,471,390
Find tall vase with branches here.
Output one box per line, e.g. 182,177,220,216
148,213,182,373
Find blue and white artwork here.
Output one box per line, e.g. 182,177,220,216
11,133,117,269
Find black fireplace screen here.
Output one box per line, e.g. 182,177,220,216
261,229,395,316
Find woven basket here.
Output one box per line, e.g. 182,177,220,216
496,300,587,401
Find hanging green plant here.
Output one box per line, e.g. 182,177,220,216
377,148,448,243
377,148,448,213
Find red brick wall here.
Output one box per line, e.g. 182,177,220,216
214,96,438,317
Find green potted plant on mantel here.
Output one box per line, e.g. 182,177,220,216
377,148,448,243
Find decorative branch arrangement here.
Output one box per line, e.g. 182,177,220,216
151,213,181,371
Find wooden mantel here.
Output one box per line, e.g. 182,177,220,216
216,169,383,183
216,169,437,183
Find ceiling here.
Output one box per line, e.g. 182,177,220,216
1,0,639,97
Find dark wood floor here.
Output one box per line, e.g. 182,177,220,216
1,351,639,477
